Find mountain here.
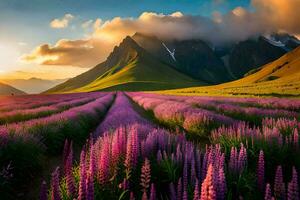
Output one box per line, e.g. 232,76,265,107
132,33,300,83
3,78,68,94
225,36,288,79
163,46,300,97
132,33,232,84
46,36,202,93
0,82,26,95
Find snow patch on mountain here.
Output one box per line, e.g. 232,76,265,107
162,42,176,61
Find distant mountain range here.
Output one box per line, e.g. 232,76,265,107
0,82,26,95
46,32,300,93
166,46,300,97
4,78,68,94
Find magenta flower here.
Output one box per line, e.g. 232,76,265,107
40,180,48,200
257,150,265,191
50,167,61,200
177,177,182,200
274,165,285,199
65,145,76,197
288,167,299,200
78,150,87,200
264,183,273,200
149,183,156,200
86,173,94,200
98,140,110,185
169,182,177,200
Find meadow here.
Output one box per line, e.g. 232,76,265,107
0,92,299,200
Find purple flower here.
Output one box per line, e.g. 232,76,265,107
257,150,265,191
193,179,200,200
169,182,177,200
274,165,285,199
86,173,94,200
65,143,76,197
50,167,61,200
39,180,48,200
78,150,87,200
149,183,156,200
177,177,182,200
218,167,226,200
288,167,299,200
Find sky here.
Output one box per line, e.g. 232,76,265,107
0,0,299,80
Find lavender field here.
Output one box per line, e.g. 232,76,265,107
0,92,299,200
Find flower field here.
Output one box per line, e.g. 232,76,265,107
0,92,299,200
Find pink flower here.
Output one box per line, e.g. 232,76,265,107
140,158,151,192
264,183,273,200
200,164,216,200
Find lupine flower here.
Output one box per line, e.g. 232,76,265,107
149,183,156,200
63,139,69,171
177,178,182,200
142,191,148,200
200,164,216,200
78,150,87,200
39,180,48,200
193,179,200,200
293,129,299,148
257,150,265,191
98,140,110,185
89,144,96,179
287,167,299,200
140,158,151,192
264,183,273,200
65,145,76,197
169,182,177,200
274,166,285,199
238,144,247,173
51,167,61,200
218,167,226,200
86,173,94,200
130,192,135,200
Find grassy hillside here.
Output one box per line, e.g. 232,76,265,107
162,46,300,97
0,82,26,95
47,36,202,93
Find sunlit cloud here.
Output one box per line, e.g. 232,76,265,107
23,0,300,68
50,13,74,29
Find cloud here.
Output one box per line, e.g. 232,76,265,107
81,19,94,29
50,14,74,29
21,37,114,67
23,0,300,67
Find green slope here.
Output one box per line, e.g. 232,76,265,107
46,36,203,93
162,46,300,97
